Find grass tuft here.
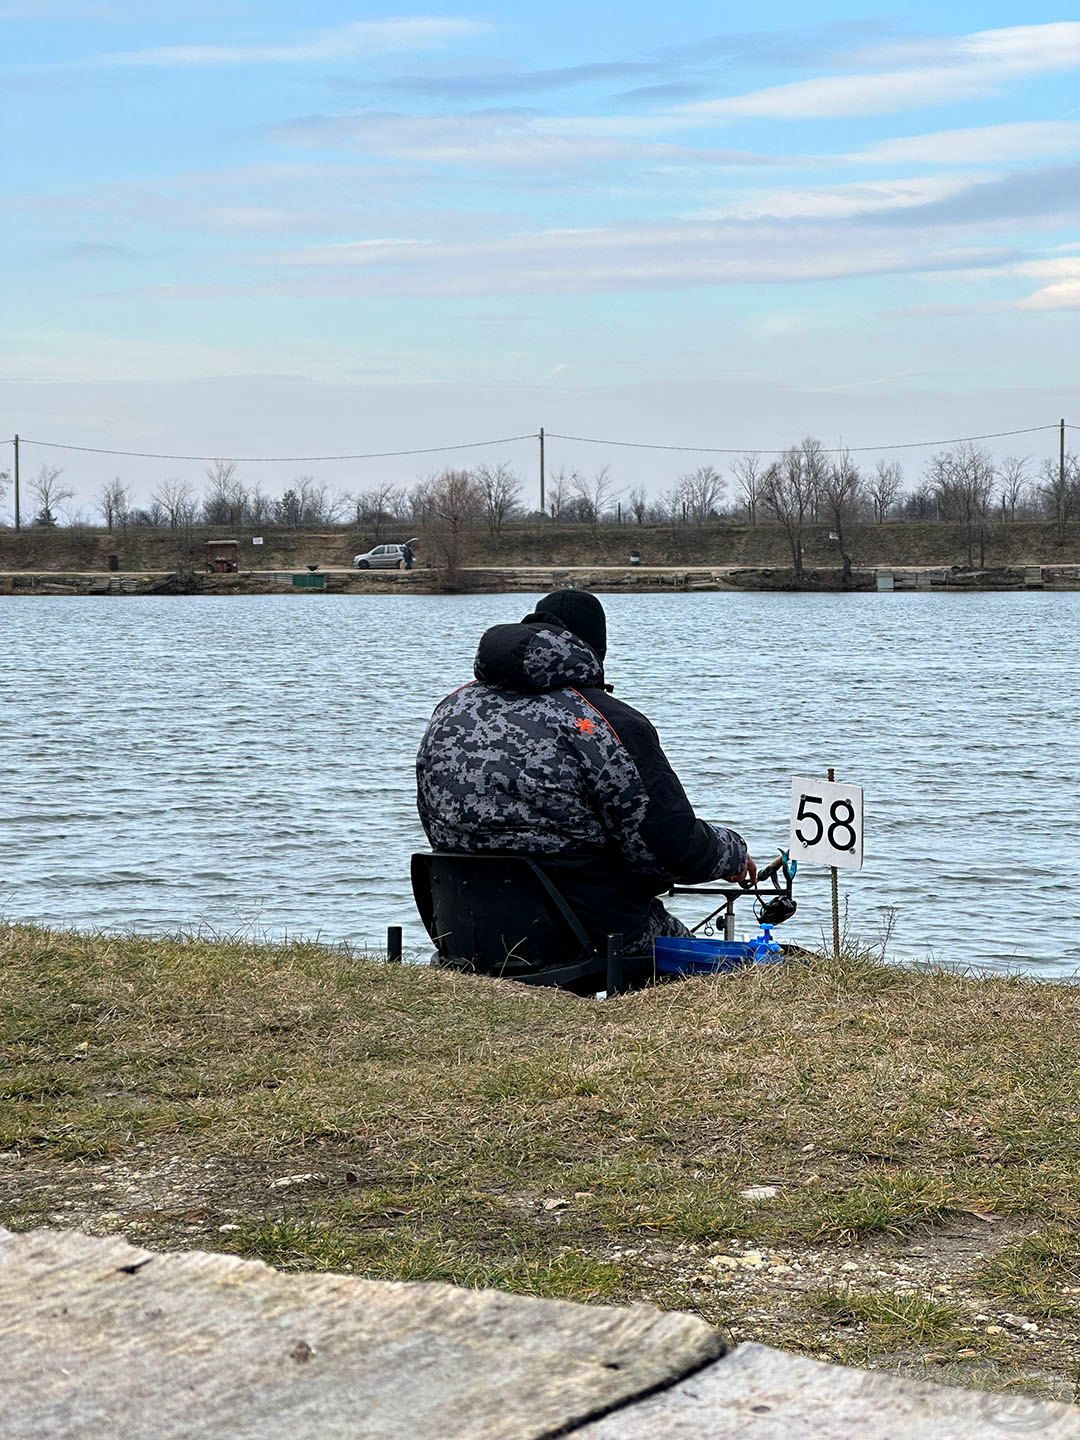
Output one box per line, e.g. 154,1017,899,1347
978,1229,1080,1320
811,1287,966,1345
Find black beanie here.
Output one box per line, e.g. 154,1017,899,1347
530,589,607,661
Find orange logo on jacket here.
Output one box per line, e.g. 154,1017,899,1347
574,717,595,736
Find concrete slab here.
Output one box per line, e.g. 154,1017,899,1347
0,1227,722,1440
575,1341,1080,1439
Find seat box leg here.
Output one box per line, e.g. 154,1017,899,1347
606,932,624,996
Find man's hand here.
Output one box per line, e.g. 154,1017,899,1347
727,854,758,888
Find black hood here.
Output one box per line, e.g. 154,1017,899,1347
531,590,607,662
474,618,604,693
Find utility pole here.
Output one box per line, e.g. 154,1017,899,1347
13,434,19,532
1061,417,1066,493
538,427,545,515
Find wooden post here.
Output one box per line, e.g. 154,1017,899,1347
539,427,545,516
13,433,20,532
1061,417,1066,493
386,926,402,965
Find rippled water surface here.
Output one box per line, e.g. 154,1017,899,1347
2,592,1077,977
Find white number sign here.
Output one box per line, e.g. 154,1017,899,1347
789,776,864,870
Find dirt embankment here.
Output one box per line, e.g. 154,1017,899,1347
1,519,1078,576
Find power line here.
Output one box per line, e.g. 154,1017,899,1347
545,425,1059,456
8,421,1069,465
14,434,538,463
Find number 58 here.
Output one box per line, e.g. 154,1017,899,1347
795,793,858,853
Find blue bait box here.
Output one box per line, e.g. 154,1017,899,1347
654,927,783,977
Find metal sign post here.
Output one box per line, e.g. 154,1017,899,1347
788,770,865,961
828,767,840,960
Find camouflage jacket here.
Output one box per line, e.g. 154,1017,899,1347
415,616,747,947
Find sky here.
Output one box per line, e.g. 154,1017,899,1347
2,2,1078,516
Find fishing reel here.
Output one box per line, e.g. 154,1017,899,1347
672,847,798,940
749,850,798,927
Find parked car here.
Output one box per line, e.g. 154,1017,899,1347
353,543,406,570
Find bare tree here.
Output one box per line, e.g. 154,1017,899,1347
128,499,166,528
626,485,649,524
474,462,522,538
426,468,482,586
759,440,822,580
1038,450,1079,543
247,481,274,527
800,436,830,522
325,486,354,524
29,465,74,528
679,465,725,524
203,460,246,528
731,453,764,525
297,477,330,525
820,449,862,583
926,443,995,565
867,460,903,523
656,479,690,533
997,456,1029,523
569,465,619,539
354,481,402,540
547,466,574,523
404,477,434,526
96,477,131,532
153,478,195,531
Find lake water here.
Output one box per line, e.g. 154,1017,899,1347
1,592,1077,979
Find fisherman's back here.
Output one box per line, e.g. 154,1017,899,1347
416,599,749,950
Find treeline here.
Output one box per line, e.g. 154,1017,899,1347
3,441,1077,573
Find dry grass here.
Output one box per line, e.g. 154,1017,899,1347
1,921,1078,1401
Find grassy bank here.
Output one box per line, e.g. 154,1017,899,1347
1,923,1077,1402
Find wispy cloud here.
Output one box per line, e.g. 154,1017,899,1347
273,109,772,171
364,20,901,104
375,58,658,101
697,163,1080,229
245,215,1023,301
0,1,233,16
1014,258,1080,309
679,22,1080,120
83,17,490,69
0,1,126,15
700,174,981,223
850,121,1080,167
865,163,1080,228
55,239,135,258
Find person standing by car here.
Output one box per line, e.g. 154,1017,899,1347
403,540,415,571
416,590,756,954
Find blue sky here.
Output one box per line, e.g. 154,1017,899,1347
2,2,1078,510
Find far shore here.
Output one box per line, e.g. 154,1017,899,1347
2,561,1080,595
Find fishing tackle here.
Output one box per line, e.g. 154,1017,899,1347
669,848,798,939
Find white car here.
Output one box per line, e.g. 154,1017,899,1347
353,543,407,570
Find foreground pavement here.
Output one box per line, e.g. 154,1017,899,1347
3,1226,1077,1439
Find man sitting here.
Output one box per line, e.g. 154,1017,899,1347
416,590,756,957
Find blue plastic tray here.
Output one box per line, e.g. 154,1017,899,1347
654,932,782,976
